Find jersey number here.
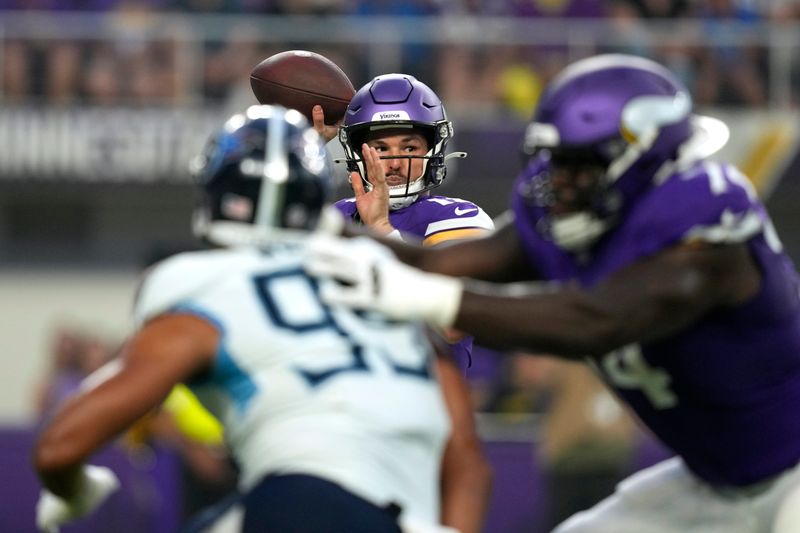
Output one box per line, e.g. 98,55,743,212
253,269,431,387
594,344,678,410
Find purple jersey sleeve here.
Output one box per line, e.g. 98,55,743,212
336,195,494,372
512,160,800,486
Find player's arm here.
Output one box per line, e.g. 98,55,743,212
33,313,218,500
308,239,761,357
436,353,492,533
455,242,761,357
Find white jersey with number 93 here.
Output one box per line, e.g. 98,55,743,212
134,241,450,524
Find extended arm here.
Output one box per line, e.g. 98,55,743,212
33,314,217,516
308,239,761,358
336,212,536,282
455,242,761,357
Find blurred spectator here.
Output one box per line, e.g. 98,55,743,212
623,0,691,18
1,0,104,104
272,0,349,15
769,0,800,19
348,0,441,81
202,24,263,102
482,352,549,415
170,0,242,11
92,1,181,105
603,1,698,97
502,0,605,17
496,47,546,120
438,44,511,117
693,0,767,106
604,0,654,57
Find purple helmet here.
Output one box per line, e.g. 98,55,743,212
521,54,728,251
338,73,458,210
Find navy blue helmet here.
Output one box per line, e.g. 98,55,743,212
191,105,332,245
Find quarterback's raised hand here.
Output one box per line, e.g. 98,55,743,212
36,465,120,532
311,105,342,144
305,235,463,328
351,143,394,235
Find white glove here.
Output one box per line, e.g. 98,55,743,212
36,465,120,533
305,235,463,328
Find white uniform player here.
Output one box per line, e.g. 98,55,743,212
33,105,454,533
134,244,450,526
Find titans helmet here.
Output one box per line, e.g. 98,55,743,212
338,73,464,210
521,54,729,251
191,105,332,246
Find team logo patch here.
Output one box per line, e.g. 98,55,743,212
371,110,410,121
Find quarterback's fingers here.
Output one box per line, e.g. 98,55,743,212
311,105,326,134
351,170,366,197
362,144,386,188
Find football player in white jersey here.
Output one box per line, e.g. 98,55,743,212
32,105,469,533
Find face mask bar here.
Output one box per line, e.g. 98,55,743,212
332,151,467,197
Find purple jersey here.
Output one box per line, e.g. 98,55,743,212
335,195,494,368
512,159,800,486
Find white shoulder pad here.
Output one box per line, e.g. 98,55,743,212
133,250,236,329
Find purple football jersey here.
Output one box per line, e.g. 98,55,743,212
335,195,494,369
512,160,800,486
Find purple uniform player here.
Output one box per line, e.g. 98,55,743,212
307,55,800,533
513,150,800,489
334,74,494,369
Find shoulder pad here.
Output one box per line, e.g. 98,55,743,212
626,161,765,253
133,250,236,329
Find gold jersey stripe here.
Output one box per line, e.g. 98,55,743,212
423,228,491,247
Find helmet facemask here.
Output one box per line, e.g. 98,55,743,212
340,120,452,210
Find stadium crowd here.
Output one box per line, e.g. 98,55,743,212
0,0,794,110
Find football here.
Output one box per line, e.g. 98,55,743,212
250,50,356,126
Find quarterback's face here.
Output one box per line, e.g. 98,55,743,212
364,128,429,188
